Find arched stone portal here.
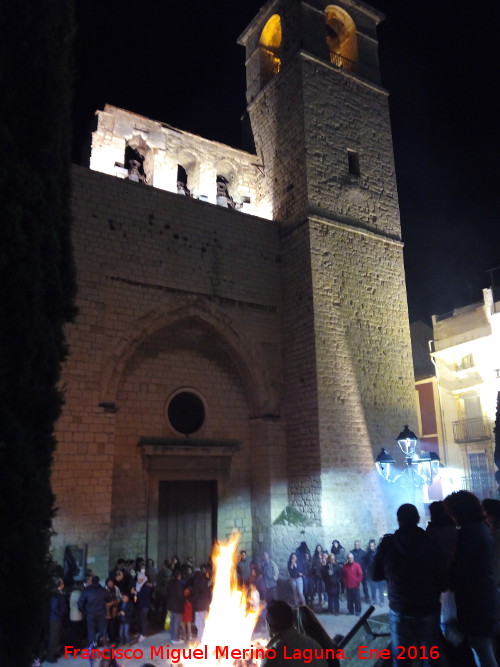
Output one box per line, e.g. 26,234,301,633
101,302,281,564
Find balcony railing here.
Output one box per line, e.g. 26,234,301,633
329,51,358,73
453,417,491,443
260,47,281,76
459,472,496,500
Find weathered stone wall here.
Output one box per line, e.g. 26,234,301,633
52,0,419,574
242,0,418,538
309,219,417,537
90,105,267,216
246,55,309,226
51,166,285,575
302,56,400,237
280,223,322,520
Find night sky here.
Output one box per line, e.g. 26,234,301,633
72,0,500,322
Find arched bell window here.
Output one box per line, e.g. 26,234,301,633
124,136,153,184
325,5,358,72
260,14,282,87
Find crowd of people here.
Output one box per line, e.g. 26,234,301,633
43,489,500,667
372,492,500,667
44,539,383,663
286,538,386,617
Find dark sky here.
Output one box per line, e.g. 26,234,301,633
72,0,500,321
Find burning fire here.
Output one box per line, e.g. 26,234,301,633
202,533,259,645
184,533,265,667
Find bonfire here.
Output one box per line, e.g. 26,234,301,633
176,533,267,667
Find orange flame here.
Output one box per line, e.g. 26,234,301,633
201,533,259,647
183,532,265,667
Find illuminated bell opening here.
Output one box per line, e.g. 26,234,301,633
397,425,418,457
375,448,395,481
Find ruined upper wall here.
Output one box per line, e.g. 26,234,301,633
89,105,271,220
432,289,498,351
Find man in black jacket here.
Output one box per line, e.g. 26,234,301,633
78,575,109,643
372,504,445,665
166,570,185,644
322,554,342,615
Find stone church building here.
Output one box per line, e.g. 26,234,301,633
52,0,417,575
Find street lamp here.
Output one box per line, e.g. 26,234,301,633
375,425,441,488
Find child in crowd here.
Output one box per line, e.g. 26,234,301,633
247,582,260,613
181,587,194,643
119,593,134,645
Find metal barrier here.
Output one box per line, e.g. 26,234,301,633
295,605,390,667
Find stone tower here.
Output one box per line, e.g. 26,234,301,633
239,0,417,536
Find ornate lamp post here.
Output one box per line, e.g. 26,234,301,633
375,425,441,489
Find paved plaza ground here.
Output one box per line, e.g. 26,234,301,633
43,597,391,667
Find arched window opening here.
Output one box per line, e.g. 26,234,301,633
325,6,358,72
216,175,236,209
125,135,153,184
259,14,282,87
177,149,198,198
124,145,147,184
177,165,190,196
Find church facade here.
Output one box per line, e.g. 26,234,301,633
52,0,417,575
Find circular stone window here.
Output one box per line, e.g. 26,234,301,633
167,391,205,435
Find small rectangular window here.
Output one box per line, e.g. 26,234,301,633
455,353,474,371
347,149,360,176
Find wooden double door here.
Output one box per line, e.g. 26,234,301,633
158,480,217,567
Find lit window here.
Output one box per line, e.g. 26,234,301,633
325,5,358,72
260,14,282,87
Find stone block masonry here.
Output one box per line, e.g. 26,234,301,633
52,0,419,572
52,166,285,572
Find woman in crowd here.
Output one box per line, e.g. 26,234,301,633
287,552,305,606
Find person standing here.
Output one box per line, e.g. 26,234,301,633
261,552,279,603
236,551,251,588
352,540,370,603
363,539,384,606
47,578,67,663
331,540,347,599
166,570,185,644
312,545,326,607
342,553,363,616
78,575,109,644
372,503,445,665
118,593,134,645
69,582,85,647
192,569,212,641
287,553,305,606
322,554,342,614
135,568,152,641
105,578,120,643
445,491,499,667
481,498,500,587
155,560,170,625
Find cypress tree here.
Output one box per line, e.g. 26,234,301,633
0,1,76,664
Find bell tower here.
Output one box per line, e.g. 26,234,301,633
239,0,418,534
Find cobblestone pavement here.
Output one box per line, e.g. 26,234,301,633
42,597,390,667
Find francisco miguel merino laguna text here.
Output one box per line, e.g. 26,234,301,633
63,644,347,662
